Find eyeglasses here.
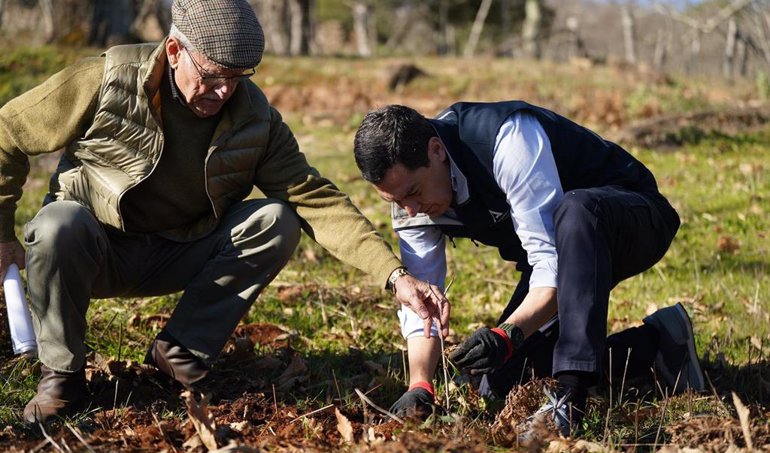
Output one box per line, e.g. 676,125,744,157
184,48,255,86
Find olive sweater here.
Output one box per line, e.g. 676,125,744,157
0,45,401,286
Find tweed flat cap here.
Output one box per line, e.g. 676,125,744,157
172,0,264,69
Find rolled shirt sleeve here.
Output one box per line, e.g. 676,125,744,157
396,226,445,339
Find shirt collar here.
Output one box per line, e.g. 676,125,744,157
444,141,470,205
167,64,189,107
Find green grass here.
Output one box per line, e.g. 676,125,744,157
0,46,768,450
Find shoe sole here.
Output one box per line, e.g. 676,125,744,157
674,303,705,392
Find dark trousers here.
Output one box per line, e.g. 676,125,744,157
489,186,679,393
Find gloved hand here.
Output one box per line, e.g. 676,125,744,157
449,325,522,375
389,382,435,418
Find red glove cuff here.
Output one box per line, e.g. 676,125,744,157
491,327,514,362
408,381,435,398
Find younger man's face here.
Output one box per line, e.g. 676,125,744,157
374,137,453,218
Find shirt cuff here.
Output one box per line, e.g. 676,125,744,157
398,305,439,339
529,265,558,289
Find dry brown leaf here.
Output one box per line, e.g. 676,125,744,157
546,439,571,452
183,390,219,451
277,355,309,391
303,247,318,263
210,441,262,452
573,440,605,452
335,407,354,444
229,421,248,432
717,235,740,254
732,392,754,451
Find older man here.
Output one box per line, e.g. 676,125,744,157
353,102,704,434
0,0,446,424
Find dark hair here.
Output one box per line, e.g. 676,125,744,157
353,105,436,184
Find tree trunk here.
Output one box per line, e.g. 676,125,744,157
351,1,373,57
436,0,450,55
686,34,701,74
736,34,748,77
653,28,667,71
91,0,135,45
265,0,289,55
521,0,542,59
724,17,737,78
288,0,303,55
752,8,770,68
287,0,314,55
301,0,315,55
499,0,512,56
464,0,492,57
132,0,169,42
621,1,637,64
385,1,416,50
39,0,54,43
565,16,586,60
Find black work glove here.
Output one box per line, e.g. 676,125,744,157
389,385,434,418
449,325,522,375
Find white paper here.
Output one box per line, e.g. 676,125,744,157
4,264,37,355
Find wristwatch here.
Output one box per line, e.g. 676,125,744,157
386,267,410,294
497,322,525,348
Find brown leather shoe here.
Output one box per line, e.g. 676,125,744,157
144,331,209,386
24,365,88,424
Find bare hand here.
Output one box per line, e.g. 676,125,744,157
394,275,450,338
0,240,26,280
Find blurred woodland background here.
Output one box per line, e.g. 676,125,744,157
1,0,770,82
0,2,769,451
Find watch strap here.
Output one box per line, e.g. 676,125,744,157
386,267,410,294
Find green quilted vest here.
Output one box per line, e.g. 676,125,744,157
49,42,273,240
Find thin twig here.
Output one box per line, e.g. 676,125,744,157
518,357,529,385
65,423,95,453
290,404,336,423
113,380,119,413
653,388,670,448
331,369,342,402
619,348,632,407
117,322,124,363
29,438,52,453
151,411,178,453
608,347,613,408
354,388,404,424
272,384,278,413
429,276,454,408
634,398,640,445
705,371,731,415
364,383,383,396
38,423,65,453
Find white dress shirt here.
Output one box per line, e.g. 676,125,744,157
398,111,564,339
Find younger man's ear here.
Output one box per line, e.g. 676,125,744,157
427,136,446,161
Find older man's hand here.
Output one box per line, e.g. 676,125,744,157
393,274,450,338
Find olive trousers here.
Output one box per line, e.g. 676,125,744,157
24,199,301,373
